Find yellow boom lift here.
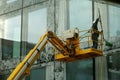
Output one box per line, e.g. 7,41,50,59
7,28,103,80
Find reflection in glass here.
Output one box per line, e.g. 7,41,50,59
25,7,47,55
28,8,47,43
24,7,47,56
69,0,92,30
1,14,21,59
0,73,10,80
30,67,46,80
67,0,93,80
67,59,93,80
4,16,21,41
108,7,120,80
109,6,120,37
107,53,120,80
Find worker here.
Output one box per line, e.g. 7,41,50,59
91,17,100,49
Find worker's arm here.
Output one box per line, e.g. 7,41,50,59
92,17,100,30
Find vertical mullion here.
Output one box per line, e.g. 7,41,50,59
20,0,24,61
92,0,95,80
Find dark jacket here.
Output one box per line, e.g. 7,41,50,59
92,18,99,49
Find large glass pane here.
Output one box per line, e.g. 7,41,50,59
108,6,120,80
25,6,47,54
67,59,93,80
4,16,21,41
107,52,120,80
28,8,47,43
30,67,46,80
69,0,92,30
0,11,21,60
22,3,47,56
109,6,120,37
66,0,93,80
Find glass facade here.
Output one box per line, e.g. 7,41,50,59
107,5,120,80
66,0,93,80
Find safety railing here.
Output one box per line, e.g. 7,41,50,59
79,28,103,51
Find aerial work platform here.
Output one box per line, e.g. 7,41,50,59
55,28,103,62
55,48,102,62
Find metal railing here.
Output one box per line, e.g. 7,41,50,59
79,28,103,51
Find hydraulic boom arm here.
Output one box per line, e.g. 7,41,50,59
7,31,69,80
7,28,103,80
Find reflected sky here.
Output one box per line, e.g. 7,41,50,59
4,16,21,41
69,0,92,30
109,5,120,37
28,8,47,43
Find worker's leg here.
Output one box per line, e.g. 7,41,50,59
92,41,96,49
92,39,98,49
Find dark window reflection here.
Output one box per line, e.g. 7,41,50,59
0,72,10,80
107,52,120,80
66,59,93,80
30,67,46,80
2,39,13,59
